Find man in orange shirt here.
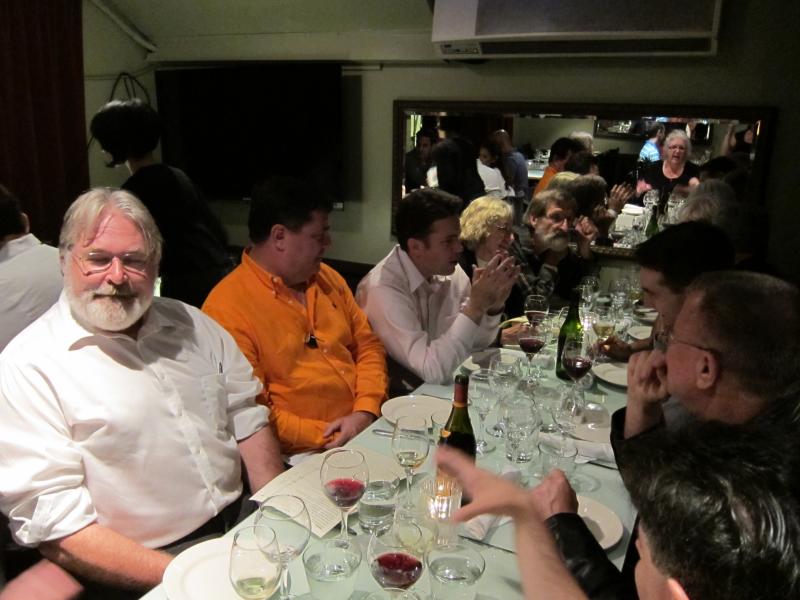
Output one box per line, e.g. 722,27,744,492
533,137,583,197
203,178,388,459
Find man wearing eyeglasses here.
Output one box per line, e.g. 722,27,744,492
0,188,284,598
510,189,598,307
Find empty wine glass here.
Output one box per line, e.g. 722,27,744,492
486,353,522,438
468,368,496,455
254,495,312,600
368,522,425,591
523,294,548,327
391,416,430,510
229,525,282,600
517,322,550,382
321,449,369,541
503,393,541,465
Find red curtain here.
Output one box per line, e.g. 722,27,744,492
0,0,88,245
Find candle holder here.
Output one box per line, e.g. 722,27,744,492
420,475,462,545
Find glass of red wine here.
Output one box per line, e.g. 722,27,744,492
517,322,550,382
561,336,594,416
321,449,369,541
368,522,424,592
523,294,549,328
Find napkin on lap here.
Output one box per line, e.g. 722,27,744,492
463,467,521,539
539,432,616,463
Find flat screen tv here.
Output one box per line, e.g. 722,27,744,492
156,63,342,203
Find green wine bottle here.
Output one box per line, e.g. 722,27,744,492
556,289,583,380
438,374,476,460
644,207,660,238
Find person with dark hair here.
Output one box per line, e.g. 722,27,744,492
0,189,283,598
428,138,486,206
636,130,700,204
0,184,61,349
508,189,598,311
435,412,800,600
90,98,233,307
357,188,517,391
403,128,436,192
533,137,584,197
203,177,387,458
492,130,530,220
564,150,599,176
476,139,511,199
600,221,735,361
697,155,739,181
638,123,665,163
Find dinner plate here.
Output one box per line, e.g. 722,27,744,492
381,395,453,426
462,348,525,372
573,423,612,444
163,537,242,600
628,324,653,340
633,307,658,324
592,362,628,387
577,496,624,550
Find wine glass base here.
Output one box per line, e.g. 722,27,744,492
476,439,495,454
569,473,600,493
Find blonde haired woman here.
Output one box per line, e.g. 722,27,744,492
458,196,515,281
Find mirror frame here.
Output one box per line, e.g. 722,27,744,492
392,99,776,228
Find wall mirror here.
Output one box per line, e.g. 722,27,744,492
392,100,774,229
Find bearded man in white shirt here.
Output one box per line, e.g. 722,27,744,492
0,188,284,598
357,188,518,391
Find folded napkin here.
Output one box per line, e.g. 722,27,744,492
463,467,521,539
539,432,616,464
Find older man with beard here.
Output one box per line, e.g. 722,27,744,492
0,188,283,599
509,189,597,307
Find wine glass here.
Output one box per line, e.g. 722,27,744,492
468,368,496,455
229,525,282,600
320,449,369,541
589,309,615,364
579,276,600,315
368,522,425,591
523,294,548,327
562,336,594,403
391,416,430,510
254,495,312,600
517,322,550,382
503,393,541,466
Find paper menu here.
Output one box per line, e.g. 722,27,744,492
250,444,406,537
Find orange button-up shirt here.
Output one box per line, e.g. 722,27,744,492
203,252,387,455
533,164,559,197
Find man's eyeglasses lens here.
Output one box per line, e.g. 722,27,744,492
76,252,149,274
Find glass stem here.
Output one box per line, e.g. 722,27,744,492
404,467,413,506
477,413,487,446
279,560,289,599
340,508,349,539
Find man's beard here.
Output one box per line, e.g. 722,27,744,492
65,279,152,333
535,229,570,253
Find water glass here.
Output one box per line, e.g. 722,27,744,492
358,476,401,534
364,590,422,600
420,476,462,545
503,394,541,464
302,539,361,600
430,410,450,443
538,440,577,478
467,368,496,454
426,543,486,600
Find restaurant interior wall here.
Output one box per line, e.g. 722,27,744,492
81,0,800,283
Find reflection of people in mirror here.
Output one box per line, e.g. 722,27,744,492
403,128,437,192
722,121,758,160
636,130,700,201
638,123,665,163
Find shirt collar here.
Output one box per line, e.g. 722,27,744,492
0,233,44,262
395,245,448,294
241,249,319,296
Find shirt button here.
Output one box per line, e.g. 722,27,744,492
323,348,329,354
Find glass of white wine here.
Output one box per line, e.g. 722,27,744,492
229,525,281,600
392,416,430,511
589,309,616,364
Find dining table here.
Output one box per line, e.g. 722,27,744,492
140,351,635,600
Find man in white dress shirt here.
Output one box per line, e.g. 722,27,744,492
0,188,284,597
0,184,62,350
357,188,518,390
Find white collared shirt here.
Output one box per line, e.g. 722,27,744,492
356,245,500,384
0,294,267,548
0,234,62,350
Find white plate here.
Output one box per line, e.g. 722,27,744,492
163,537,242,600
634,308,658,324
573,423,611,444
462,348,525,372
628,325,652,340
592,362,628,387
381,395,453,426
577,496,624,550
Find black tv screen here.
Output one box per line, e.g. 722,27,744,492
155,63,342,202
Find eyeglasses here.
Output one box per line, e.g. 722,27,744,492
544,211,573,226
667,145,686,151
72,251,151,276
656,328,720,356
493,223,514,236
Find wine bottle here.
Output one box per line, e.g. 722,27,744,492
556,289,583,380
438,374,476,460
644,206,660,239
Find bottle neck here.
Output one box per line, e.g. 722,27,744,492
453,381,468,408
